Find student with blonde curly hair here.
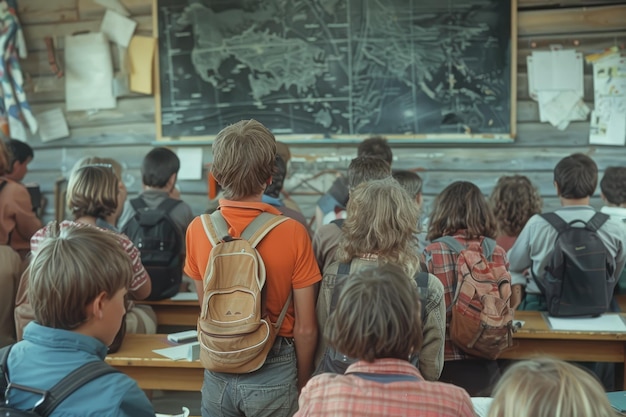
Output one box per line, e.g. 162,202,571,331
298,265,473,417
316,178,446,381
424,181,511,396
488,357,616,417
489,175,542,251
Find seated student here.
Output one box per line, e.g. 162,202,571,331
488,358,615,417
508,154,626,390
0,140,41,259
316,178,445,381
508,154,626,311
600,166,626,293
489,175,542,252
424,181,510,396
297,264,473,417
263,153,312,235
4,225,155,416
314,136,393,230
15,165,154,339
5,139,42,216
313,156,391,272
73,156,128,230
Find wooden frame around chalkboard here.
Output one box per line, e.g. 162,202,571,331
153,0,517,143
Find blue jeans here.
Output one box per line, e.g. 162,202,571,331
201,337,298,417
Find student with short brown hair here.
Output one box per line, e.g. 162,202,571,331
3,225,155,416
297,264,473,417
185,119,321,417
424,181,510,396
488,358,615,417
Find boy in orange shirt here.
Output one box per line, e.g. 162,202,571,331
184,120,321,417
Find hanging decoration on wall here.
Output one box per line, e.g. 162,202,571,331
0,0,37,141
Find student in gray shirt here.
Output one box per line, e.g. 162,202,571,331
508,153,626,311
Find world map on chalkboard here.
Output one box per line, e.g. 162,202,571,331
156,0,513,139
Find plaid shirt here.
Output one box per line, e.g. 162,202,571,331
295,359,474,417
424,231,510,361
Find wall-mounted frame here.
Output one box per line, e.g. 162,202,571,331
154,0,517,143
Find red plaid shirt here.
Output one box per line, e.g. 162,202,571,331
295,359,474,417
424,231,510,361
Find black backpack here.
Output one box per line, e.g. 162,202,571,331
534,212,616,317
122,197,183,300
0,345,119,416
316,261,429,374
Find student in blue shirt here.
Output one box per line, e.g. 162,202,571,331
4,224,155,417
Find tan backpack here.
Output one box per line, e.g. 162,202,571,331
198,211,291,373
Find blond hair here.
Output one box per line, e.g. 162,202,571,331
488,358,616,417
211,120,276,200
66,165,119,219
490,175,542,237
28,223,132,330
328,264,423,361
337,178,421,277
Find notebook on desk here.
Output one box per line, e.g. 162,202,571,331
607,391,626,413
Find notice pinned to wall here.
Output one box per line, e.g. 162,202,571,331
527,46,589,131
176,147,203,180
100,10,137,48
589,50,626,146
128,36,156,94
37,108,70,142
65,33,116,111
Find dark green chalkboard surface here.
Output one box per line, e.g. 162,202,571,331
155,0,516,142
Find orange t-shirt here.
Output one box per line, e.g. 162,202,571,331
184,200,321,337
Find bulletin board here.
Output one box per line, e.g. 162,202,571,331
153,0,517,142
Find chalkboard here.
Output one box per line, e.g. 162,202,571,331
154,0,517,141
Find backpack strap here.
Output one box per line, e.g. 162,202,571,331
434,236,465,254
34,361,119,417
0,344,12,403
330,261,353,311
481,237,496,261
201,211,229,247
241,213,289,248
129,197,149,212
540,213,569,234
274,291,293,330
586,212,609,232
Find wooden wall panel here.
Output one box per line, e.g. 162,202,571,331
13,1,626,224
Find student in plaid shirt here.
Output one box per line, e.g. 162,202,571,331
424,181,510,396
296,265,474,417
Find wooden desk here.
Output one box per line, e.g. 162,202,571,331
136,299,200,326
106,334,204,391
108,312,626,391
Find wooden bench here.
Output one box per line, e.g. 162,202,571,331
136,298,200,327
107,311,626,391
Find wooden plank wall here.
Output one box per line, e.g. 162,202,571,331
17,0,626,225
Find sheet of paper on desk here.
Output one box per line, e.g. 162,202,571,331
153,342,199,361
156,407,190,417
65,33,116,111
547,314,626,332
471,397,492,417
170,292,198,301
